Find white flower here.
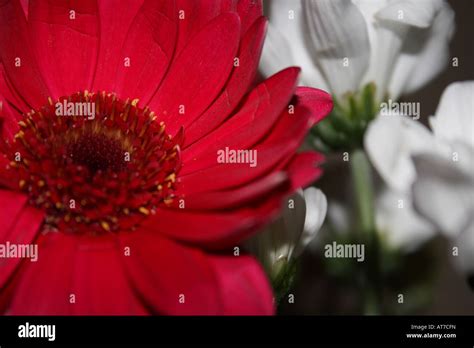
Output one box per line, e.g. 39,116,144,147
374,188,435,252
365,81,474,273
247,187,327,278
365,112,442,192
412,82,474,275
322,189,435,252
260,0,454,102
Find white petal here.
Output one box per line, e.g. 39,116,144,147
358,0,448,100
364,114,436,193
282,190,307,257
352,0,390,16
389,2,455,98
426,139,474,180
363,24,408,101
412,153,474,238
245,221,280,269
375,188,435,252
302,0,370,97
244,191,306,268
293,187,327,257
430,81,474,149
375,0,443,28
259,23,295,80
356,0,409,99
303,188,327,236
260,0,329,89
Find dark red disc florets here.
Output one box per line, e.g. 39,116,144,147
4,91,182,234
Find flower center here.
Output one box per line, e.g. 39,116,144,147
67,132,126,173
4,91,182,234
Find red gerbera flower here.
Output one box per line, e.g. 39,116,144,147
0,0,332,315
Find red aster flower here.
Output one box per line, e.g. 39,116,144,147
0,0,332,315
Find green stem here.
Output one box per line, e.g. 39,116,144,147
350,149,381,315
350,150,375,235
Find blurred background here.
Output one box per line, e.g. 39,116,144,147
271,0,474,315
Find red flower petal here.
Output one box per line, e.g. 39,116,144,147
0,92,22,143
0,190,44,290
19,0,27,17
28,0,99,98
207,252,274,315
140,196,282,249
113,0,177,102
178,147,292,195
0,0,50,110
292,86,334,124
181,67,300,173
236,0,263,37
91,0,144,92
0,189,27,233
177,86,331,195
149,12,241,136
286,152,325,190
7,232,148,315
70,235,148,315
120,230,220,315
120,230,273,315
0,64,30,115
0,205,44,281
184,16,267,147
0,154,17,189
173,0,262,51
174,0,232,54
161,155,323,250
7,232,77,315
181,171,288,210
